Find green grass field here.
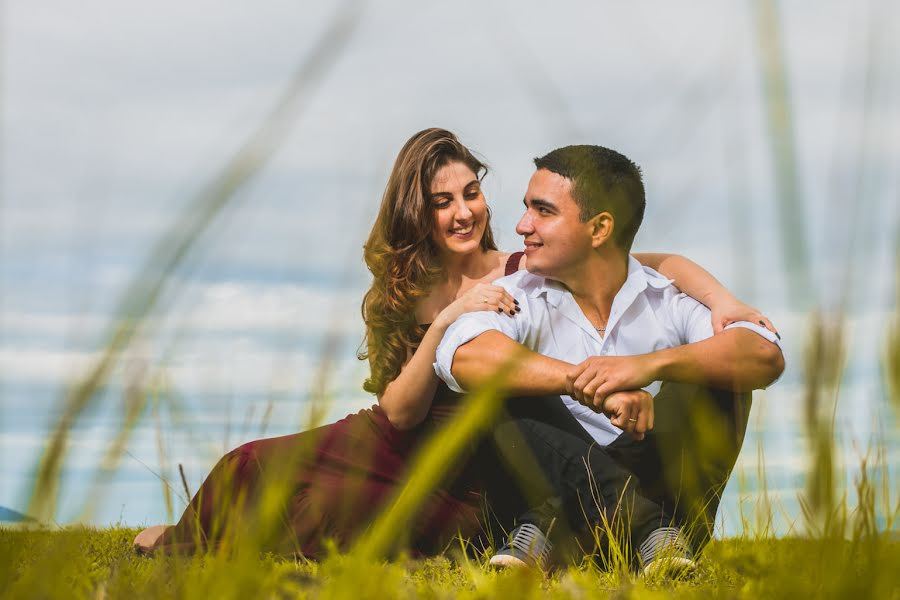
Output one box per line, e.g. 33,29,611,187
2,527,899,599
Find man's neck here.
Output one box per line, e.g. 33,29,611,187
557,251,629,320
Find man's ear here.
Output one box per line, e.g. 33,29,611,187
590,212,614,248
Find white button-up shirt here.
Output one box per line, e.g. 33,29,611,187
434,257,783,446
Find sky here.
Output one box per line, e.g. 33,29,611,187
1,0,898,531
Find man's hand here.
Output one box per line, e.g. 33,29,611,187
565,355,659,407
596,389,655,440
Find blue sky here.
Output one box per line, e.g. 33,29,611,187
1,0,898,531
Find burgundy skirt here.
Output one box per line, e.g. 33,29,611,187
153,401,484,557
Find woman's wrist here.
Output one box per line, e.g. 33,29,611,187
701,288,735,309
432,308,455,331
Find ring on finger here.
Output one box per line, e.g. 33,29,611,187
627,417,638,423
481,297,489,304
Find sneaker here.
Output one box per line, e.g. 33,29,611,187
488,523,553,570
638,527,697,578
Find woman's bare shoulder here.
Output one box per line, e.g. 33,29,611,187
491,249,527,273
485,250,514,279
497,251,525,271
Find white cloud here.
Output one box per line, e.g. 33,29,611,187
0,279,372,400
173,281,365,336
0,337,370,398
0,348,103,384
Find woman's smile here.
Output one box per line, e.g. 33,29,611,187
450,223,474,238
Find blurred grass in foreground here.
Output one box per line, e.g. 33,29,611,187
1,528,899,599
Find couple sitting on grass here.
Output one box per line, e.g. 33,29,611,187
135,128,784,576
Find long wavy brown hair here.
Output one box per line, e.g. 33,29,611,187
359,128,496,395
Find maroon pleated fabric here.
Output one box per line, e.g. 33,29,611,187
154,401,482,557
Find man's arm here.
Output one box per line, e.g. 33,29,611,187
568,327,784,406
655,327,784,389
450,330,571,395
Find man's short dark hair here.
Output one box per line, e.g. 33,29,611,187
533,145,645,252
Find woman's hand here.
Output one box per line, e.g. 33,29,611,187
709,296,779,337
436,283,519,329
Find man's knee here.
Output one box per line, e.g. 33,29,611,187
653,383,751,450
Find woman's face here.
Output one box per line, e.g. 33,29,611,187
429,161,488,257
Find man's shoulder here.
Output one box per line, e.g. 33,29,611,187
627,262,709,324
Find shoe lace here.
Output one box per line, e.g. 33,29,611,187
507,523,553,567
638,526,693,566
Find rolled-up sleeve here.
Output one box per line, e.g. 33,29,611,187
722,320,783,351
670,292,783,349
433,309,521,393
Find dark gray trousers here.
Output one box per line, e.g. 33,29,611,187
487,383,751,557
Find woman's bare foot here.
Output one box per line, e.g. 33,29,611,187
133,525,168,555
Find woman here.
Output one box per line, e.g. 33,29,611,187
135,128,775,557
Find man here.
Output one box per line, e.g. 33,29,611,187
433,145,784,573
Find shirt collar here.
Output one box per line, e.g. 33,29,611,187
611,255,670,309
529,257,671,298
609,257,675,327
528,257,674,337
529,277,566,306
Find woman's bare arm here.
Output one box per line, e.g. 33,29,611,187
377,283,519,430
376,322,446,431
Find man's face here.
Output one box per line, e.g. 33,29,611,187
516,169,594,279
